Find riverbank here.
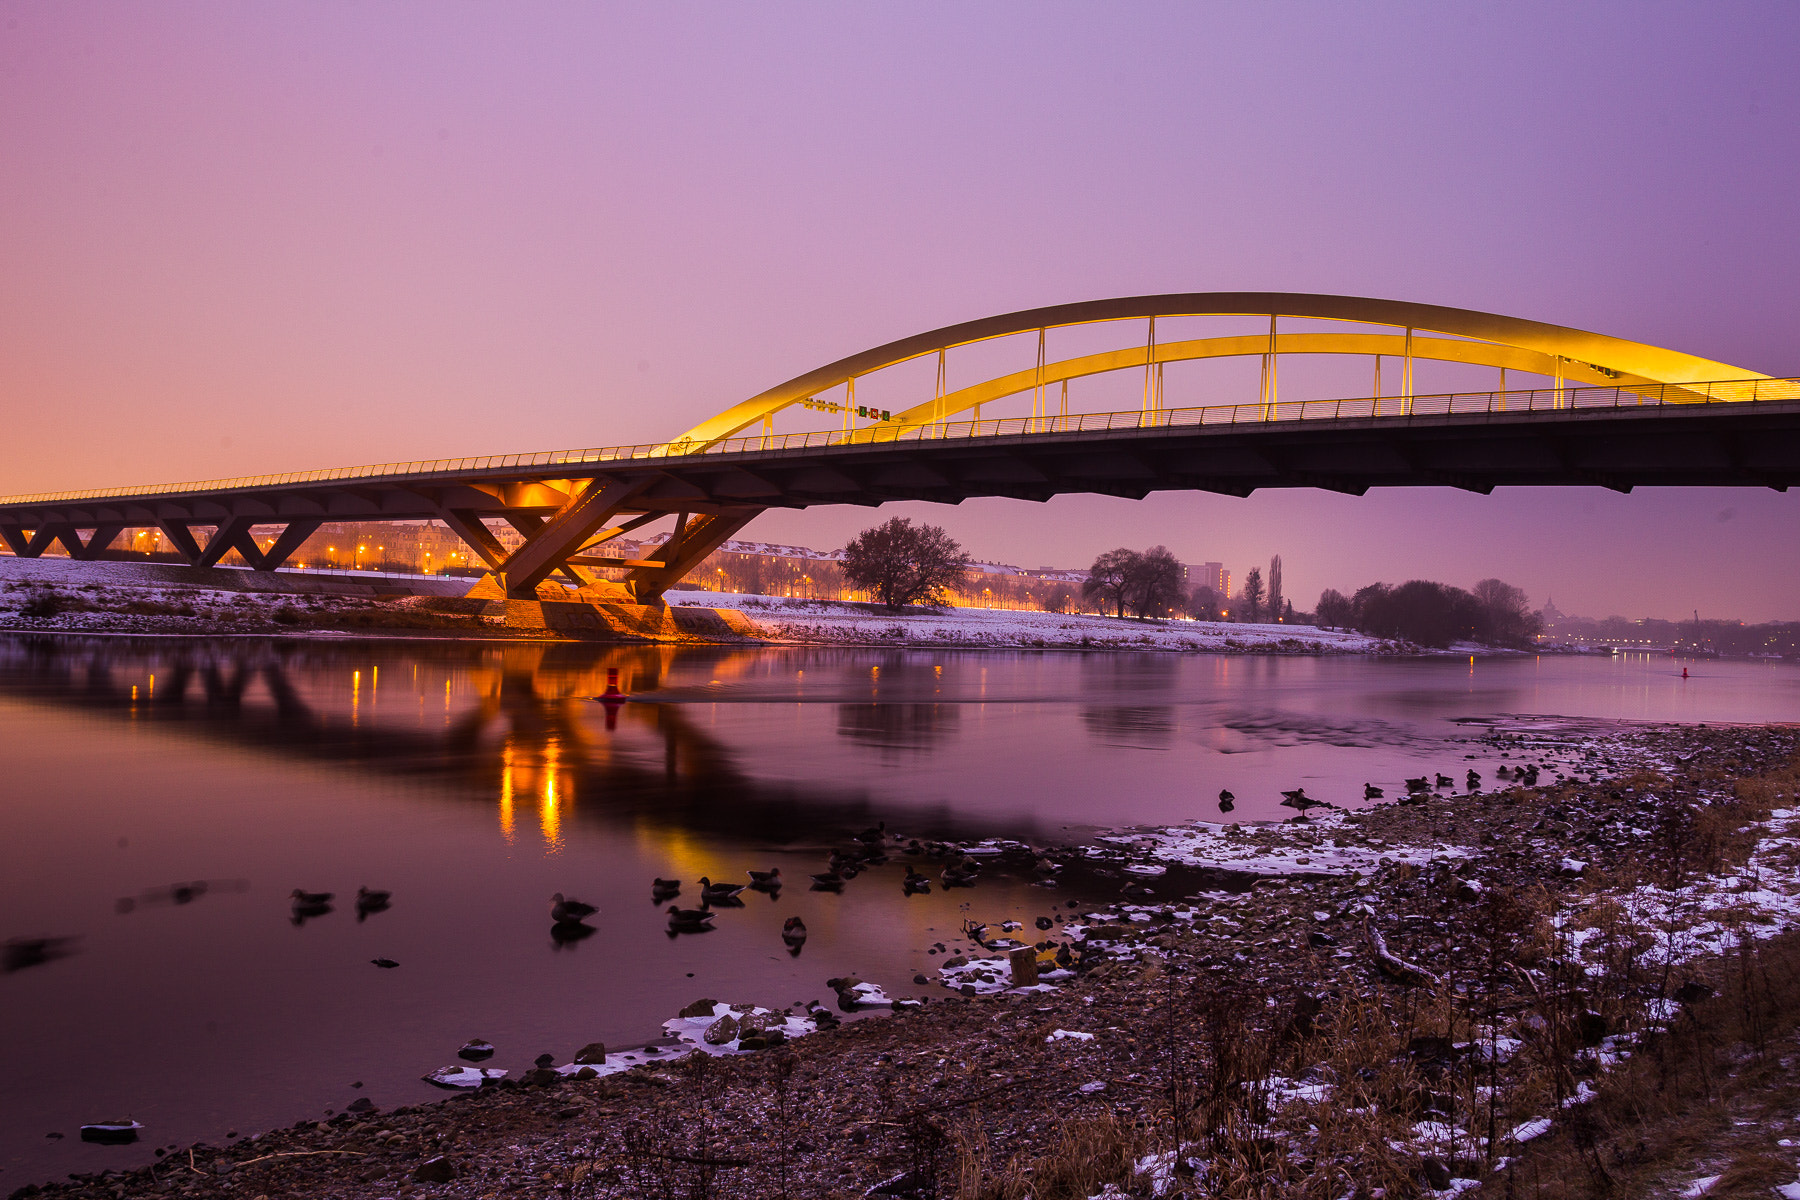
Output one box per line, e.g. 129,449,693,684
669,590,1411,654
15,719,1799,1200
0,558,1456,653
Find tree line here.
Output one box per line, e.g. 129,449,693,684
1314,578,1539,648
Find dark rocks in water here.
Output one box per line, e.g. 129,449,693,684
913,973,929,984
573,1041,608,1065
79,1121,142,1145
370,958,399,969
413,1156,458,1183
534,1053,557,1068
347,1097,376,1114
1036,916,1054,930
458,1040,496,1062
678,998,720,1019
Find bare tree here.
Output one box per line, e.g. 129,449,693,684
1240,566,1264,623
1472,578,1541,647
1315,588,1353,629
1083,548,1138,618
840,518,969,609
1266,555,1283,622
1042,584,1075,614
1125,545,1186,619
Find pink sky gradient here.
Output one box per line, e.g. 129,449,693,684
2,3,1796,619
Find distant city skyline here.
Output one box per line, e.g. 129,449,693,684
2,3,1796,619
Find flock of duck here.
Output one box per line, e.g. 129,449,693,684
1214,761,1545,814
543,822,1000,953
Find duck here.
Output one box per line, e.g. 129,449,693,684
782,916,808,946
697,877,747,903
855,822,887,845
291,889,334,907
1218,788,1234,805
1465,769,1482,790
651,878,681,900
666,906,715,933
941,864,978,888
1405,776,1430,793
902,869,931,895
355,887,391,921
809,870,846,892
747,867,782,889
1434,773,1454,789
1495,765,1513,780
370,957,400,969
1363,783,1383,800
550,893,598,924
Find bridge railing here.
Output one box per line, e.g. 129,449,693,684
3,377,1797,507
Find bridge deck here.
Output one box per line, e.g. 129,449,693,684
4,382,1796,601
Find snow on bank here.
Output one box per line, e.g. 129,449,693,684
1098,815,1467,876
670,591,1398,654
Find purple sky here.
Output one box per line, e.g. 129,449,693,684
2,3,1797,619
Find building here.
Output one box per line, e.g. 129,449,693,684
1188,561,1231,599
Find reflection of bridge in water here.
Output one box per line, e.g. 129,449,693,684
0,637,948,846
2,293,1796,610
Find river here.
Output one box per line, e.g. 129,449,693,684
0,634,1794,1184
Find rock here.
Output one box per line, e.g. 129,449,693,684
534,1053,556,1068
1308,931,1337,947
573,1042,608,1065
457,1040,495,1062
913,973,929,985
572,1066,599,1080
678,998,721,1019
1009,947,1038,987
211,1161,233,1176
703,1014,741,1045
1674,981,1715,1005
523,1068,560,1087
413,1156,457,1184
347,1097,376,1114
1036,915,1055,930
1420,1156,1452,1190
739,1010,782,1034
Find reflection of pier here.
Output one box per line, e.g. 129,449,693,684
0,636,886,846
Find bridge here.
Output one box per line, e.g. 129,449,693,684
2,292,1796,606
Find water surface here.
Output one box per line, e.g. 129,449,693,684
0,635,1793,1185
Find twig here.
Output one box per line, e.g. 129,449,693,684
235,1149,368,1167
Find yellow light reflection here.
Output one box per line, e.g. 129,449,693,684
498,741,517,843
351,669,360,725
539,737,563,854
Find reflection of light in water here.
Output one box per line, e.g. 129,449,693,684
148,673,155,698
498,741,516,844
540,737,563,854
633,819,723,882
352,670,360,725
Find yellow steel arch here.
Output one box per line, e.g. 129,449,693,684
663,293,1765,453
